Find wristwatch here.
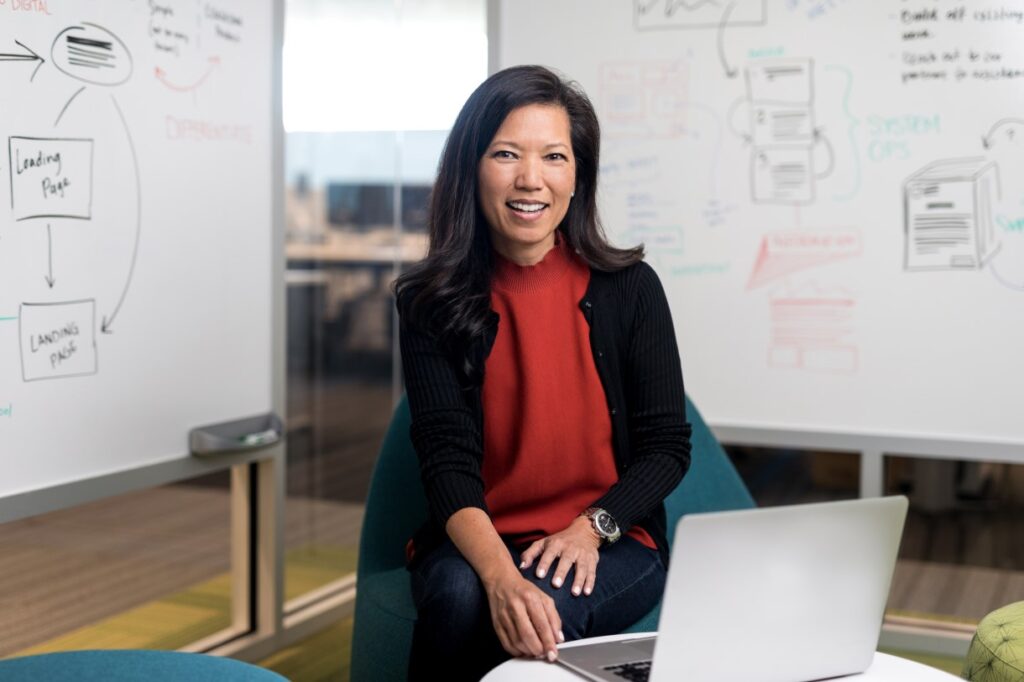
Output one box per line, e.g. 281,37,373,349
583,507,621,544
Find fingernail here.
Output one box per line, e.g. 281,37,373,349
547,650,557,662
558,631,566,643
537,568,546,578
552,576,562,588
519,561,526,569
584,587,592,596
572,586,581,596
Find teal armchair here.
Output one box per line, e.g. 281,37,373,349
350,395,755,681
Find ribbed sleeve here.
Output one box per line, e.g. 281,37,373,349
398,312,489,528
589,262,692,533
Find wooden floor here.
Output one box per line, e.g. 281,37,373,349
0,485,364,658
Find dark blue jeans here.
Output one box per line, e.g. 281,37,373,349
408,536,665,681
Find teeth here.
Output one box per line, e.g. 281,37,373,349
508,201,546,213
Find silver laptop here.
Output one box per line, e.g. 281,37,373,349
557,496,908,682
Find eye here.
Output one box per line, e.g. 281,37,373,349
492,150,517,160
546,152,568,161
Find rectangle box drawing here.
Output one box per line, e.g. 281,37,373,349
904,158,1000,270
752,104,815,146
19,300,98,382
752,146,814,204
634,0,766,31
746,59,814,105
769,293,857,374
599,62,688,138
8,137,94,222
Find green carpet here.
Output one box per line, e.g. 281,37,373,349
260,617,352,682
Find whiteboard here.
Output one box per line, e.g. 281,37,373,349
1,1,275,498
496,1,1024,449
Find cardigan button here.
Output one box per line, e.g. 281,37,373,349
610,407,617,415
584,301,592,308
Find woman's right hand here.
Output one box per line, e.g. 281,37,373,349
483,570,564,661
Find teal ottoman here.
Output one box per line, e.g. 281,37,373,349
0,650,287,681
963,601,1024,681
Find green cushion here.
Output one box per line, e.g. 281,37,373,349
963,601,1024,681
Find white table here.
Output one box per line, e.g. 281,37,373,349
481,633,961,681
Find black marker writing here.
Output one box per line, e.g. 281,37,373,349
15,148,63,175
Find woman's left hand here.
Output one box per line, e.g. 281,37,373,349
519,516,602,597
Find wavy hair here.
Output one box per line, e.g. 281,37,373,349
395,65,643,382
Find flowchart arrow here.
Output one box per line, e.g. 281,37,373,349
102,96,142,334
45,224,56,288
154,56,221,92
814,128,836,179
717,3,738,78
981,118,1024,149
0,40,45,81
726,97,751,144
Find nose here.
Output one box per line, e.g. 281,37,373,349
515,156,543,191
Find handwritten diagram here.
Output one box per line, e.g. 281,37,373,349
903,158,1001,271
615,3,867,374
149,1,245,94
51,23,133,86
634,0,767,31
747,228,861,289
612,1,1024,374
768,281,858,374
2,3,242,384
19,300,97,381
743,59,835,205
599,62,689,138
2,22,139,382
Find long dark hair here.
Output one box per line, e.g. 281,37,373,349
395,65,643,381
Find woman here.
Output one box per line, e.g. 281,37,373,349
395,65,692,681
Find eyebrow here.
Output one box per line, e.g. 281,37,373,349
490,140,570,151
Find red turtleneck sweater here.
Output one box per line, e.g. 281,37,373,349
482,238,655,549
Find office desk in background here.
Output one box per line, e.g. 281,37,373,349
286,229,427,269
285,229,427,374
480,633,961,682
283,229,427,501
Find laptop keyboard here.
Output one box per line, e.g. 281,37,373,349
602,659,652,682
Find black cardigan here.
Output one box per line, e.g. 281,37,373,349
398,260,692,567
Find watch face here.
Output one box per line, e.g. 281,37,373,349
596,511,618,535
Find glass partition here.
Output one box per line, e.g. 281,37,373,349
281,0,486,607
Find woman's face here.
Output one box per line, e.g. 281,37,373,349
478,104,576,265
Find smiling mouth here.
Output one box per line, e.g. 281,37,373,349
506,200,549,214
